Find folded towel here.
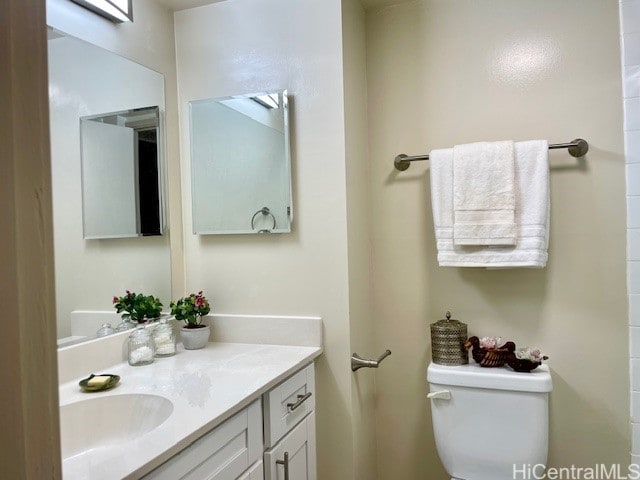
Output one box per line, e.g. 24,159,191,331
430,140,549,268
453,141,516,246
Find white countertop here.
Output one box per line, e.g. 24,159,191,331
59,342,322,479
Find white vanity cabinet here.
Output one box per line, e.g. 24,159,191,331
237,460,264,480
144,400,262,480
144,363,316,480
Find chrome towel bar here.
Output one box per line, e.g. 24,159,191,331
394,138,589,171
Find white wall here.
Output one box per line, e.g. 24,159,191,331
622,0,640,464
367,1,627,477
174,1,357,477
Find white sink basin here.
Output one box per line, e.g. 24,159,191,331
60,394,173,460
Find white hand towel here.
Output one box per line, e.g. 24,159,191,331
430,140,549,268
430,147,454,241
453,141,516,246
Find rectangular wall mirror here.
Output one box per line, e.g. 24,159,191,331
48,28,171,345
190,90,292,234
81,106,164,239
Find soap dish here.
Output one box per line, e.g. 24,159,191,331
79,374,120,392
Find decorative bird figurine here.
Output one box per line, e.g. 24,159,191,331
464,336,516,368
463,336,485,364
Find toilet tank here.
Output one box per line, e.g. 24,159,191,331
427,363,552,480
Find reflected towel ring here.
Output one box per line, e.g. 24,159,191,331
251,207,276,233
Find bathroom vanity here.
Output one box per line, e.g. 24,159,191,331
144,362,316,480
58,316,322,480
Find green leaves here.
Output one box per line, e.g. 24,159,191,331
113,290,163,322
170,291,211,326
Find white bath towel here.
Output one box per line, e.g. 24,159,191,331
430,140,549,268
453,141,516,246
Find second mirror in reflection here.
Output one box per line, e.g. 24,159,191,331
81,106,163,239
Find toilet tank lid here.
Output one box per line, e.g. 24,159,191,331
427,363,552,393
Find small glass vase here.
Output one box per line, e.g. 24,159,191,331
115,318,137,332
128,324,155,366
153,317,176,357
96,323,115,337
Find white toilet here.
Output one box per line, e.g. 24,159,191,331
427,362,553,480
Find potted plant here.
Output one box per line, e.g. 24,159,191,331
113,290,163,325
170,291,211,350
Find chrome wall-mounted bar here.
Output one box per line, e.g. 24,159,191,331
393,138,589,171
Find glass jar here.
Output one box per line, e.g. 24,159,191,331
115,319,136,333
128,324,155,366
96,323,115,337
153,317,176,357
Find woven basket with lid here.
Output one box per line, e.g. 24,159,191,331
430,311,468,366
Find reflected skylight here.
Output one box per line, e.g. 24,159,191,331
70,0,133,23
250,93,280,109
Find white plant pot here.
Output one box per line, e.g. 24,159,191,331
180,325,210,350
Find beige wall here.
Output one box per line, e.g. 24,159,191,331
174,1,357,477
0,0,61,477
47,0,185,299
366,0,628,478
342,0,378,479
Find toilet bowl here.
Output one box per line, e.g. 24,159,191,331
427,362,552,480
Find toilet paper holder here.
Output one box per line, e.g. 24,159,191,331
351,349,392,372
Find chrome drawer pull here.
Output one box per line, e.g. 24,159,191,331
287,392,312,411
276,451,289,480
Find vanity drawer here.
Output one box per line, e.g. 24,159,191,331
263,363,315,448
144,399,262,480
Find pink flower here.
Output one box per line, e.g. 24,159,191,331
195,297,204,307
112,296,118,304
529,348,543,361
515,347,544,362
479,336,502,350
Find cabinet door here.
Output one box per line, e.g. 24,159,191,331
144,400,262,480
264,412,316,480
237,460,263,480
